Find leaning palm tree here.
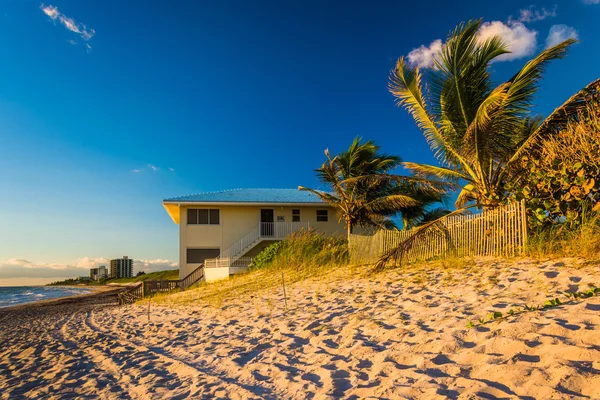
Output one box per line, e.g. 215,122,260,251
299,137,445,239
389,19,600,209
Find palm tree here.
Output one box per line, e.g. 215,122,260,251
299,137,445,239
389,19,600,209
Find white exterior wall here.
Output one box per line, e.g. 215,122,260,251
178,204,346,279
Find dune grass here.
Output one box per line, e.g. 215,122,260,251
526,212,600,260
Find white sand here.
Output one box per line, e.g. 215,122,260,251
1,258,599,399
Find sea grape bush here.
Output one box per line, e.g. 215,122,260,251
507,110,600,229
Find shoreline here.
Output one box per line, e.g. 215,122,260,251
0,285,125,312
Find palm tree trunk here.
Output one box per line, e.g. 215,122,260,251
347,222,353,241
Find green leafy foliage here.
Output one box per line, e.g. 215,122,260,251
507,109,600,229
248,241,284,271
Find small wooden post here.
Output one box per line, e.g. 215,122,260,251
147,295,151,323
281,272,288,310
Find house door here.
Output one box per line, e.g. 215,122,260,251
261,209,274,237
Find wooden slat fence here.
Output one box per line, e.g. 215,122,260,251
118,283,143,305
349,200,528,265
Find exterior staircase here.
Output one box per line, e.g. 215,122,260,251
205,222,310,269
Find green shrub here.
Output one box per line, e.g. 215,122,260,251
249,241,283,270
507,108,600,229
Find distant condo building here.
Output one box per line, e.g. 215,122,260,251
90,265,108,281
110,256,133,278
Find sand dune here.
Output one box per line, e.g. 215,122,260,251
1,258,599,399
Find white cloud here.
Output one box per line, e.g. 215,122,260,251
512,5,557,23
40,4,59,20
169,167,175,172
131,169,143,173
477,21,538,61
148,164,159,171
546,24,579,48
40,4,95,51
582,0,600,4
407,39,443,68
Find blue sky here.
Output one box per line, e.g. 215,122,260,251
0,0,599,285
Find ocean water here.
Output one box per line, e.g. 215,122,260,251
0,286,92,308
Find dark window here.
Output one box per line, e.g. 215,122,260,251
187,209,220,225
209,209,220,225
316,209,328,222
198,209,209,224
187,248,220,264
187,209,198,224
292,209,300,222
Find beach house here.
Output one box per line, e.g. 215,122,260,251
162,188,346,281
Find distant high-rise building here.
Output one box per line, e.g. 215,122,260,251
90,265,108,281
110,256,133,278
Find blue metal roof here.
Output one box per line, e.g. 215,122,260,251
163,188,326,204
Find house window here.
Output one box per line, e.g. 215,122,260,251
316,209,328,222
292,209,301,222
187,248,220,263
187,209,220,225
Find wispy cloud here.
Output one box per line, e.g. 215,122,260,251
40,3,95,52
131,164,171,173
41,4,59,20
582,0,600,4
511,5,557,23
546,24,579,48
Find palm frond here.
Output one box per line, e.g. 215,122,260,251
455,183,475,208
373,206,475,272
366,194,421,213
402,162,469,184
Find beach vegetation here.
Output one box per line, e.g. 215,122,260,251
467,286,600,328
377,19,600,265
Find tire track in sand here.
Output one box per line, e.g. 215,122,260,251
56,307,134,399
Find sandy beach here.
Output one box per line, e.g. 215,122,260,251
1,258,599,399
